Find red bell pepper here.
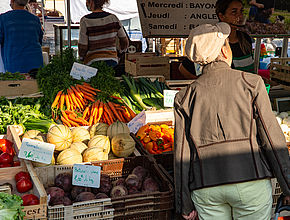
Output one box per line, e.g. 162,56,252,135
0,139,14,156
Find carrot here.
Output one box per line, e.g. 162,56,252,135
96,101,104,123
121,108,131,122
59,94,65,110
71,86,83,99
89,114,94,126
78,84,97,96
61,116,72,127
61,110,69,121
51,91,63,108
82,106,90,119
75,85,84,97
117,109,126,122
67,114,82,126
68,89,81,109
126,106,136,119
110,95,122,100
107,102,123,122
83,82,101,92
83,94,95,102
64,94,70,110
104,103,115,122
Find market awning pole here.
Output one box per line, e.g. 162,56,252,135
66,0,71,48
281,37,288,58
253,38,261,74
41,0,45,32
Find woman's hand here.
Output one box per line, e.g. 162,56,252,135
182,210,198,220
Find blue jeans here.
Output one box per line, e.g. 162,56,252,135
104,60,118,67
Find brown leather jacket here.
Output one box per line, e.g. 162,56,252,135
174,61,290,215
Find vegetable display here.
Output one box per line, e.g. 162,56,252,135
136,124,174,154
274,111,290,142
46,165,159,207
0,72,26,81
0,139,20,168
120,75,169,113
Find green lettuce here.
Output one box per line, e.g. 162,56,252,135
0,193,25,220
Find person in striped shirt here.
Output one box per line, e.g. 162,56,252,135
78,0,129,67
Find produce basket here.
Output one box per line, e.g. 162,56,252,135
0,127,48,219
125,52,170,80
270,58,290,90
132,134,174,182
34,165,114,220
34,156,173,220
92,156,174,220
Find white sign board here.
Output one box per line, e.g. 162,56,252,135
72,164,101,188
127,110,146,134
137,0,218,37
70,62,98,81
19,138,55,164
164,90,179,107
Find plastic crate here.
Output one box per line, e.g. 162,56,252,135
34,165,114,220
132,133,174,182
92,156,174,219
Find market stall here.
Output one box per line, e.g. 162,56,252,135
0,0,289,219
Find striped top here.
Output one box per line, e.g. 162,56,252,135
78,12,127,65
230,31,255,73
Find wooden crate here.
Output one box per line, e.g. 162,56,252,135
270,58,290,90
0,126,47,220
125,53,170,79
0,79,39,97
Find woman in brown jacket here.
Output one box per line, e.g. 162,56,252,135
174,22,289,220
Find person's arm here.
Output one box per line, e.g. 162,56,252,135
174,88,195,216
117,23,129,52
78,17,88,62
253,77,290,196
249,0,264,8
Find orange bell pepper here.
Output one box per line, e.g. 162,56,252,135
136,124,149,140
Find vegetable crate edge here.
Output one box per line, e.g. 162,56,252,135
33,156,174,220
0,126,47,219
270,58,290,90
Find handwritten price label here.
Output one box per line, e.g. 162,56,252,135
18,138,55,164
127,110,146,134
70,62,98,81
72,164,101,188
163,90,179,107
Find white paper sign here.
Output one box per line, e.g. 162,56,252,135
164,90,179,107
72,164,101,188
18,138,55,164
127,110,146,134
70,62,98,80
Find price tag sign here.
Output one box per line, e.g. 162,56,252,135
18,138,55,164
127,110,146,134
72,164,101,188
70,62,98,81
163,90,179,107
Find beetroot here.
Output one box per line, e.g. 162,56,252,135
95,193,109,199
110,185,128,198
75,192,96,202
71,186,91,200
128,186,140,195
125,174,142,190
142,177,159,192
46,187,65,200
55,173,72,192
112,178,125,187
98,174,112,194
49,196,72,206
132,166,148,180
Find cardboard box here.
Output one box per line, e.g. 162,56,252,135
0,80,39,97
125,53,170,79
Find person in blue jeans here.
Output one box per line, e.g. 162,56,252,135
0,0,43,73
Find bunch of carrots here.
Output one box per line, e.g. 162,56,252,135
51,82,136,127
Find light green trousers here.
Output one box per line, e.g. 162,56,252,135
191,179,272,220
